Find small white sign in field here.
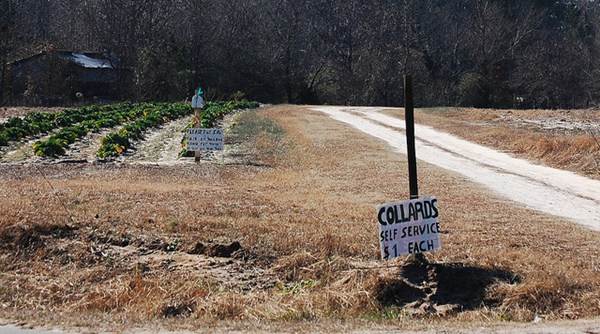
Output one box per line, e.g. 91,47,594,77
377,197,441,260
187,128,224,151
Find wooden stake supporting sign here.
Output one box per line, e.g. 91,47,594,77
404,75,419,200
376,75,442,261
191,87,206,162
193,108,202,162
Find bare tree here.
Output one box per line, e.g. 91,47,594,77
0,0,16,105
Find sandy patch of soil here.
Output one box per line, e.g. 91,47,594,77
0,133,54,164
60,127,121,162
126,116,193,165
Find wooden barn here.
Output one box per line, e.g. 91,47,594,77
2,50,123,106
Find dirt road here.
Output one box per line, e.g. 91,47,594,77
2,319,600,334
311,106,600,231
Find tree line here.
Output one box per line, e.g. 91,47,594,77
1,0,599,108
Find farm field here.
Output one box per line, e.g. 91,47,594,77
0,105,599,333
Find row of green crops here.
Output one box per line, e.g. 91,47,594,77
0,104,133,147
179,99,260,157
0,112,56,146
31,103,158,157
96,103,192,158
201,100,260,128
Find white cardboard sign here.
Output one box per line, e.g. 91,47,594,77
187,128,224,151
377,197,441,260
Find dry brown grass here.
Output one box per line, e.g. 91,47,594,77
0,105,599,331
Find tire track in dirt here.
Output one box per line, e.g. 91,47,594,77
359,110,600,203
350,110,600,203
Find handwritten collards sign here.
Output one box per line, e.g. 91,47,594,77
377,197,441,260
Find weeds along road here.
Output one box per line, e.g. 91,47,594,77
311,106,600,231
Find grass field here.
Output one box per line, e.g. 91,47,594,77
0,105,599,332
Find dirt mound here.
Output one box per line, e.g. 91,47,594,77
372,277,428,306
188,241,242,258
88,229,184,252
0,223,77,252
371,257,519,316
88,230,133,247
160,302,195,318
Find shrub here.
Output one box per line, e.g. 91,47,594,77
230,91,246,101
0,133,8,146
97,131,131,158
33,138,67,157
458,73,490,108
